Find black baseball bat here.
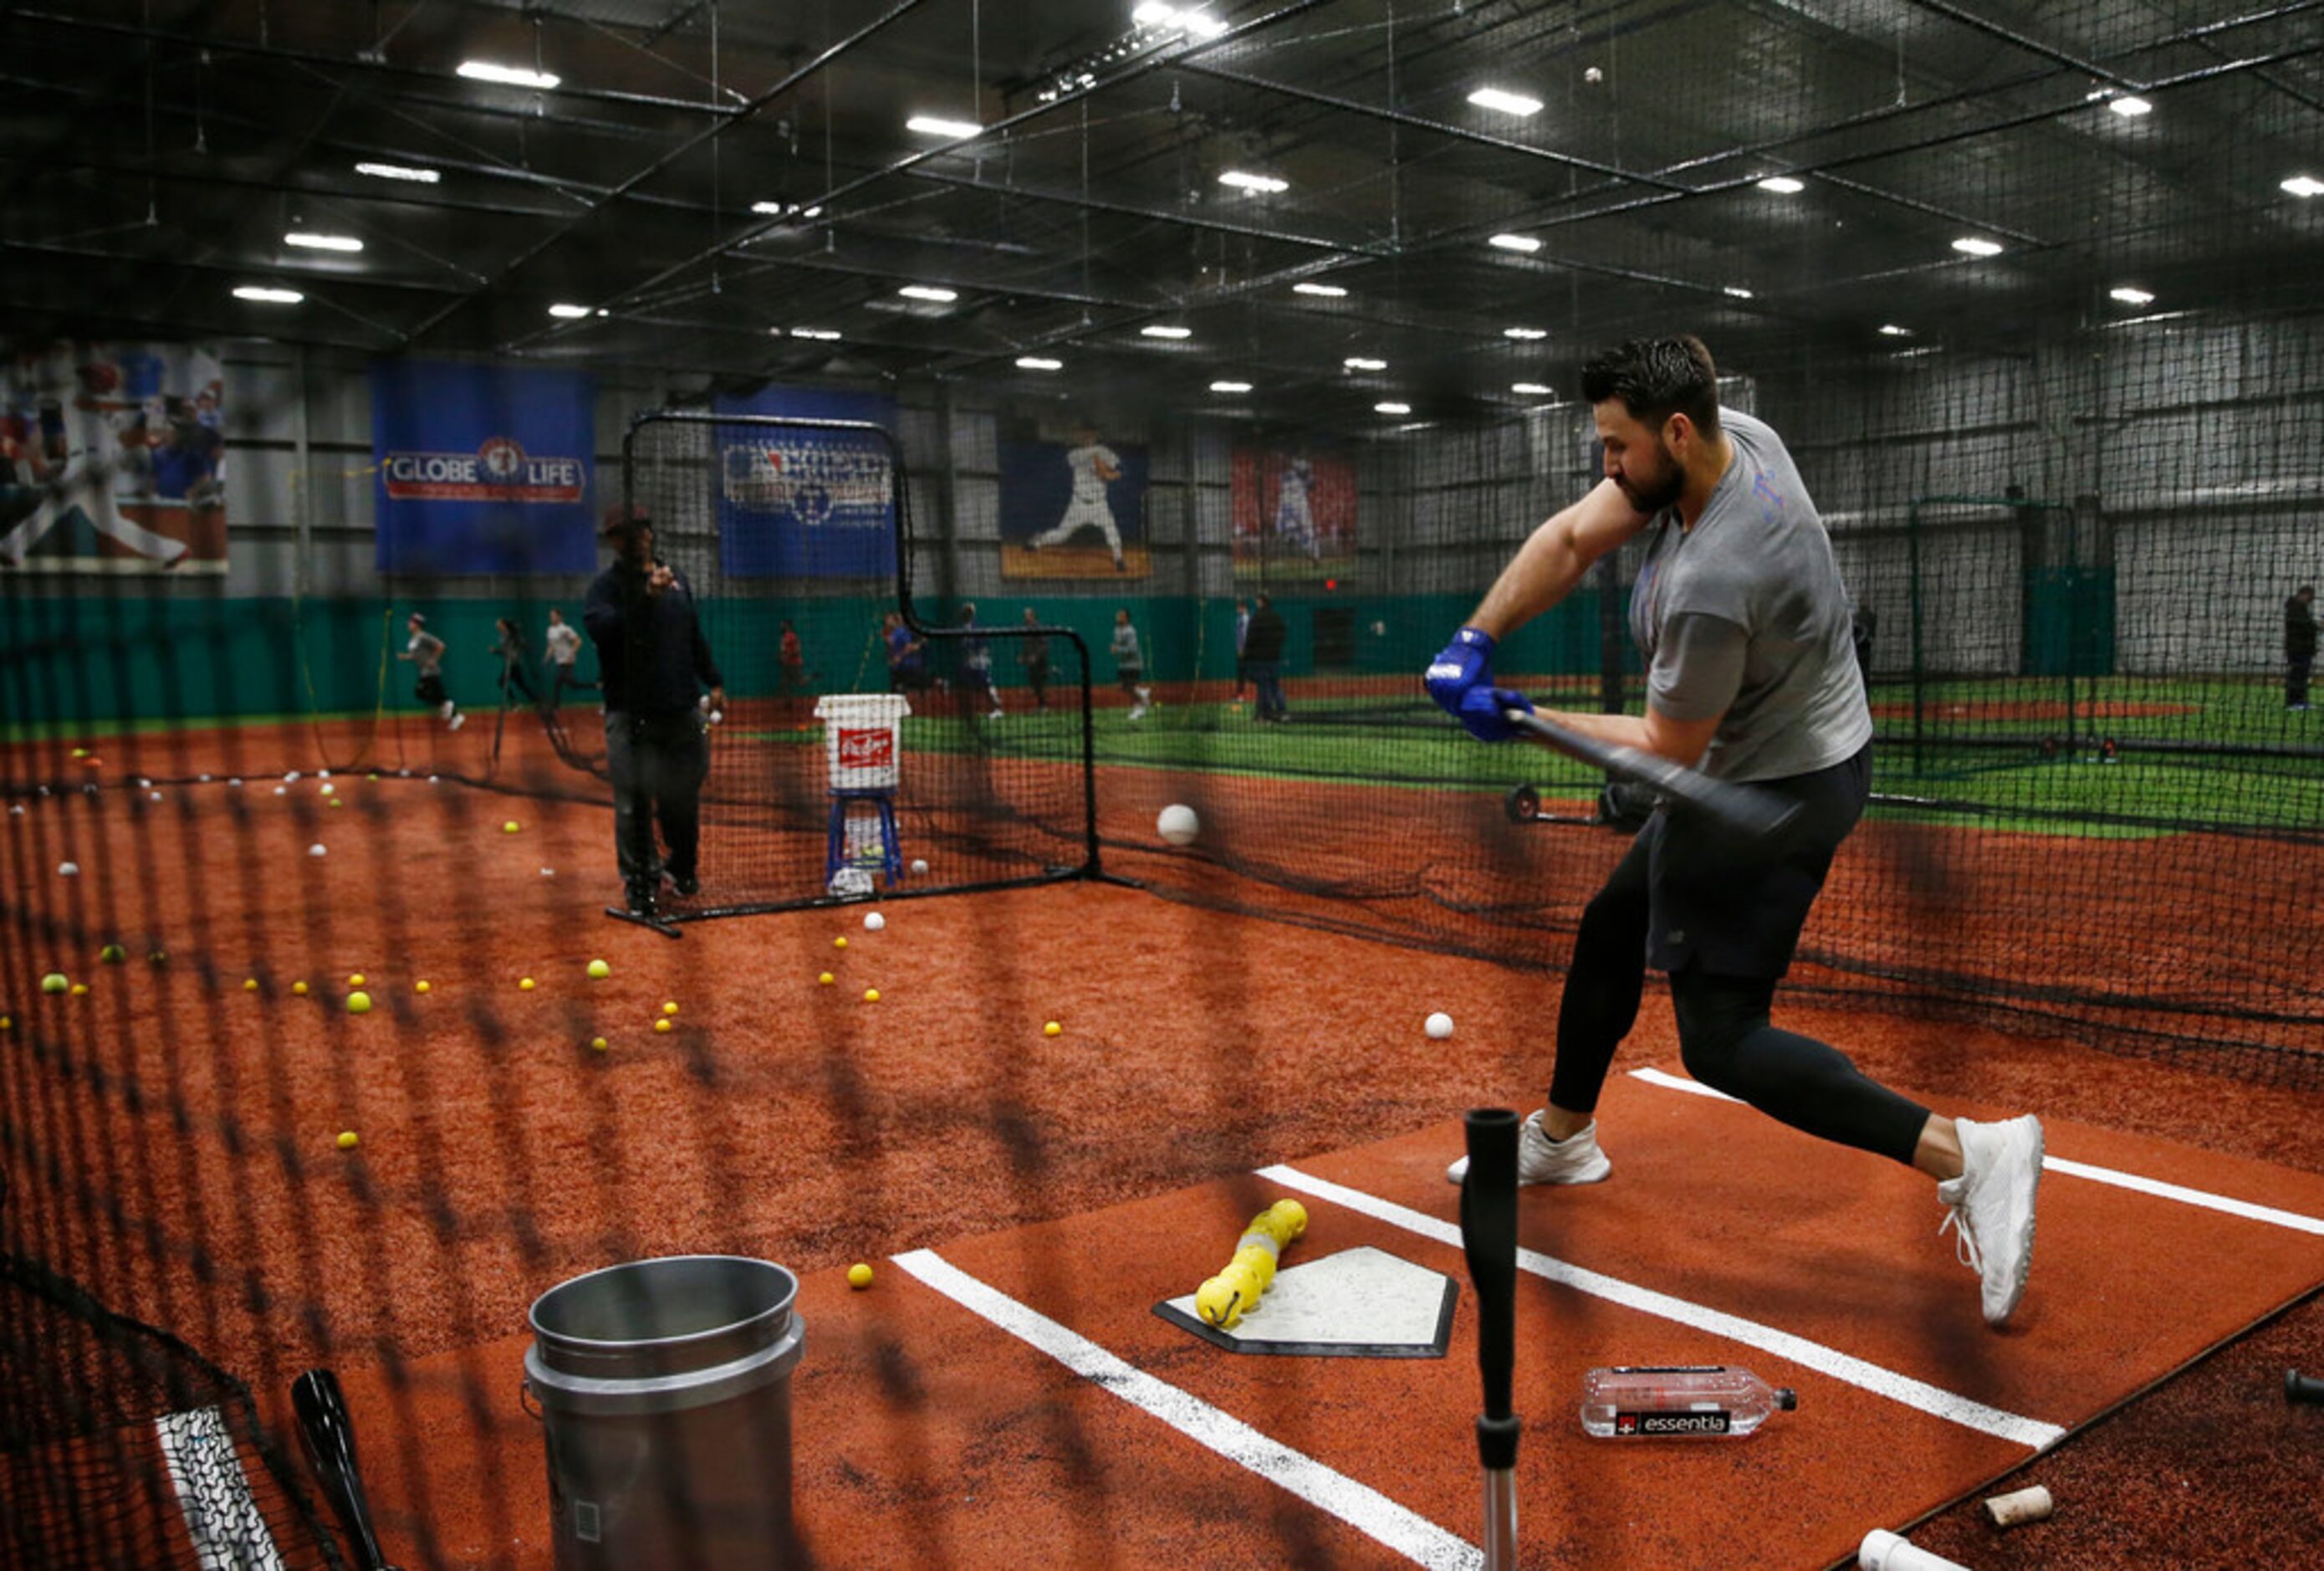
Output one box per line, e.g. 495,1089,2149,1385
2289,1369,2324,1405
291,1368,397,1571
1460,1108,1521,1571
1504,709,1800,840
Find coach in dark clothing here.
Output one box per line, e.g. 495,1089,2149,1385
585,506,725,918
1242,593,1290,722
2288,585,2316,711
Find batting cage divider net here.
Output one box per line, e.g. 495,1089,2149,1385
618,410,1105,924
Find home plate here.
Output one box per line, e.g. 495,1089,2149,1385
1152,1246,1458,1358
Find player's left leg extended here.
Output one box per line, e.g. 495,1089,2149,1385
655,718,710,897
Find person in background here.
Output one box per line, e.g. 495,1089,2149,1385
1112,607,1152,721
884,611,928,694
1019,607,1051,709
396,612,465,730
1242,592,1289,722
2286,585,2316,712
1233,596,1252,704
959,603,1003,720
490,617,540,708
543,607,595,713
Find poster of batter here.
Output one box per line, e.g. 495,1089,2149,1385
999,417,1149,580
1232,443,1356,581
1,342,227,574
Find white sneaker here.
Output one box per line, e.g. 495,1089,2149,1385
1127,705,1147,721
438,700,454,719
1445,1110,1611,1187
448,711,467,731
1938,1114,2044,1325
988,707,1004,720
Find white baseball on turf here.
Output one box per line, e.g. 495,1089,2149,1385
864,912,886,931
708,709,723,724
910,858,929,876
1157,804,1201,846
58,862,79,878
283,771,299,783
149,791,162,801
309,844,327,857
1425,1011,1454,1040
319,783,334,795
273,786,287,796
318,770,330,780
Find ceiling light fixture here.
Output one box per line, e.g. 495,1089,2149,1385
1878,324,1913,337
1344,356,1387,371
355,161,440,183
1218,171,1290,193
285,232,363,253
1511,382,1553,395
1757,176,1804,194
2108,95,2153,117
547,304,594,320
1503,327,1547,340
791,327,841,340
1489,233,1541,253
898,285,958,303
1016,356,1064,371
1375,402,1412,415
1466,87,1543,117
2110,286,2155,305
232,285,303,304
1724,285,1754,299
1141,325,1192,339
1209,381,1253,394
1952,237,2004,257
2282,175,2324,198
753,200,821,217
457,60,560,90
1293,282,1348,298
1132,3,1178,23
905,115,983,140
1181,10,1229,38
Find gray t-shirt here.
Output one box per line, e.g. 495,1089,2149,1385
1626,409,1872,782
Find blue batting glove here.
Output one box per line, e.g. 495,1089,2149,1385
1426,627,1531,741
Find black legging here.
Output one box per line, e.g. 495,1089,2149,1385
1549,817,1929,1167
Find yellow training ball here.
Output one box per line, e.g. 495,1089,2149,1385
661,1000,677,1016
69,983,89,997
654,1017,672,1034
98,944,126,963
1044,1021,1062,1037
336,1131,359,1150
42,973,69,994
833,936,848,949
590,1037,609,1052
817,972,835,985
846,1262,875,1290
503,820,520,834
348,973,365,986
519,977,536,991
414,980,431,994
243,978,259,992
0,1016,11,1031
346,991,372,1015
586,959,610,980
862,988,881,1003
292,981,309,996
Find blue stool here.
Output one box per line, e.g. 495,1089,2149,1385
826,789,903,888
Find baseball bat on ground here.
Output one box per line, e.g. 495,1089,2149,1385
290,1368,399,1571
1460,1108,1521,1571
1503,709,1800,841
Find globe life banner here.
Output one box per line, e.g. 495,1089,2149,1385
710,386,897,580
371,360,596,574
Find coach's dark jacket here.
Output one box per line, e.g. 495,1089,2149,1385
1242,604,1288,663
584,558,724,717
2288,595,2318,661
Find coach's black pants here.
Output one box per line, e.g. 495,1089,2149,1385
605,710,709,898
1545,745,1929,1166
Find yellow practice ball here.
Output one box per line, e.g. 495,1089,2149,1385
0,1016,12,1031
147,951,167,965
590,1037,609,1052
329,797,344,808
654,1017,672,1034
833,936,847,949
69,983,89,997
98,944,127,963
348,973,365,986
519,977,536,991
243,978,259,992
586,959,610,980
1044,1021,1062,1037
503,821,520,834
661,1000,677,1016
293,981,309,996
336,1131,359,1150
846,1262,875,1290
414,980,431,994
862,988,881,1003
817,972,835,985
41,973,69,994
346,991,372,1015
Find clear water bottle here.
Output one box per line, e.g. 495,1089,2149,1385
1579,1365,1796,1439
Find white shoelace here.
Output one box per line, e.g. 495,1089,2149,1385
1938,1203,1984,1272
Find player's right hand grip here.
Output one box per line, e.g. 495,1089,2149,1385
1193,1200,1309,1328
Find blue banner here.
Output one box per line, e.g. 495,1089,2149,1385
711,386,896,580
371,360,595,575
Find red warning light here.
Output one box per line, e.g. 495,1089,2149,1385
1325,577,1337,591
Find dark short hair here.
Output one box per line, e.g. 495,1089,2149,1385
2300,585,2316,596
1581,335,1721,437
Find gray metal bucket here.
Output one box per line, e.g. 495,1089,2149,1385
524,1256,805,1569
